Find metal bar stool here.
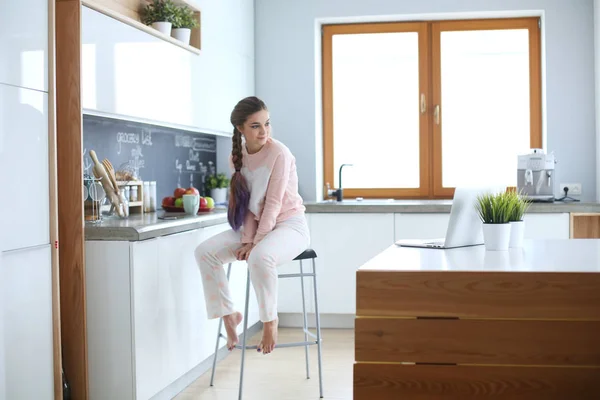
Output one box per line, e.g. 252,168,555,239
209,249,324,399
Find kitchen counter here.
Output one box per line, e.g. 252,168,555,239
85,210,228,241
305,199,600,213
85,200,600,241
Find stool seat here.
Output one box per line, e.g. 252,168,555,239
294,249,317,261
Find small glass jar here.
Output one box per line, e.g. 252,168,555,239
130,186,138,202
143,182,150,212
124,185,131,201
150,181,157,211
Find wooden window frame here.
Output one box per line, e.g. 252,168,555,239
322,17,542,200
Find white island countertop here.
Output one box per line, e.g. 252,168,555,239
360,239,600,273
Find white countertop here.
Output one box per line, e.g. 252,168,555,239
359,239,600,273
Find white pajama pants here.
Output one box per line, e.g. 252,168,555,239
195,214,310,322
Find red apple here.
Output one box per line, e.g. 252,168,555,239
185,187,199,196
162,196,175,207
199,197,208,209
174,187,186,199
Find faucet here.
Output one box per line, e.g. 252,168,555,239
326,163,353,201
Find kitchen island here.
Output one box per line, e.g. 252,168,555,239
354,239,600,399
84,210,261,400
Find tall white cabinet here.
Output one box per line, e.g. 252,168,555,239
0,0,54,398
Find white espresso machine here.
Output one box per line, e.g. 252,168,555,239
517,149,556,202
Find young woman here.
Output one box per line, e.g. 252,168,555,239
195,96,309,355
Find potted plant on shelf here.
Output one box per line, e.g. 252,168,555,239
141,0,178,36
506,189,531,248
206,173,230,205
475,190,514,251
171,4,199,45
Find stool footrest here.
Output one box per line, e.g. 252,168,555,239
234,340,320,350
304,329,317,339
278,273,315,279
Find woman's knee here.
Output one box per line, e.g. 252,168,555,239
247,247,277,270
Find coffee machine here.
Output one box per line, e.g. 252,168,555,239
517,149,556,202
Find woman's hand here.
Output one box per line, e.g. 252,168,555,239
235,243,255,261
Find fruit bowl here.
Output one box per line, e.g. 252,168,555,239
162,187,216,214
162,205,214,214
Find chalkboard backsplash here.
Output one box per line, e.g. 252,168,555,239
83,114,218,203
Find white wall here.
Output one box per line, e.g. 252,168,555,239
255,0,596,202
82,0,255,136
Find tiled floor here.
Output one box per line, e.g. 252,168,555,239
175,328,354,400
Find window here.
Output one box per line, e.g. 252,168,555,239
322,18,541,199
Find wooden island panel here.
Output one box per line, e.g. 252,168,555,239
354,241,600,399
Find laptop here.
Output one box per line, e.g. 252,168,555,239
395,186,504,249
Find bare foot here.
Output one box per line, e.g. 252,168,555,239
223,311,243,351
257,318,278,355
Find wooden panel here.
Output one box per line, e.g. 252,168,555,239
48,0,63,398
571,213,600,238
355,318,600,365
354,363,600,400
56,1,88,399
356,270,600,319
86,0,140,20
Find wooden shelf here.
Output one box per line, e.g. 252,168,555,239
82,0,202,55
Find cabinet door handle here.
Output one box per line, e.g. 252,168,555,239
434,104,440,125
420,93,426,114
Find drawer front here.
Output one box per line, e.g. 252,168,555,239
354,363,600,400
355,318,600,365
356,270,600,319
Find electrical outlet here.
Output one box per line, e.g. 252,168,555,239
559,183,582,196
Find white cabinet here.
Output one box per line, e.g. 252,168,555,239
1,245,53,400
81,0,255,134
394,213,570,241
0,83,49,252
306,213,395,314
523,213,570,239
298,211,571,319
86,223,260,400
0,0,48,91
394,213,450,241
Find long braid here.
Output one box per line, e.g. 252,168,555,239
227,128,250,230
227,96,267,231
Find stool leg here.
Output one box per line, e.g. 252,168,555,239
210,263,233,386
299,260,310,379
238,267,252,400
311,257,324,398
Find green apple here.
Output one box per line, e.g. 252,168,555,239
174,198,184,208
204,196,214,208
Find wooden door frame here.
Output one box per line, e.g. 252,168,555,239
56,0,88,398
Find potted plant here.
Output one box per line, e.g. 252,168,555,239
506,190,531,248
206,173,230,205
171,4,199,45
141,0,178,36
475,191,514,251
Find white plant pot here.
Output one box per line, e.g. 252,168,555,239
151,21,172,35
482,223,511,251
509,220,525,248
210,188,228,205
171,28,191,44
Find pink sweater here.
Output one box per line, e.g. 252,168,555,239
229,138,305,244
